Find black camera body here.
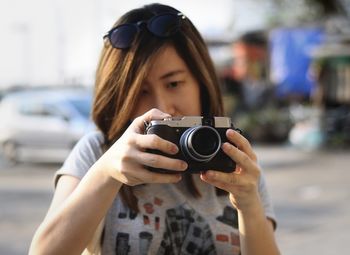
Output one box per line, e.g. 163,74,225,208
145,116,239,174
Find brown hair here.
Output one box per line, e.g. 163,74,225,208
92,3,224,211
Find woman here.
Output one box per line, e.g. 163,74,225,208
30,3,280,255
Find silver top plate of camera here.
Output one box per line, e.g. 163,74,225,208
148,116,232,128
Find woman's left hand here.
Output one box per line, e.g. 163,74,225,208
200,129,261,212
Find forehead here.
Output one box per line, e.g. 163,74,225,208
147,44,189,78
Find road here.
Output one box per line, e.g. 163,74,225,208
0,145,349,255
256,145,350,255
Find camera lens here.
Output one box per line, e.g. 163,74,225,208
192,128,218,155
180,126,221,162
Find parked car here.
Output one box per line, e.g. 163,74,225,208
0,88,94,163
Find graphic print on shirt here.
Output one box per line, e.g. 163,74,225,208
118,209,138,220
156,204,216,255
216,206,238,229
215,206,241,254
115,232,130,255
115,208,138,254
139,231,153,255
114,198,240,254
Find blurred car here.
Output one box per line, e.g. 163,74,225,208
0,88,94,163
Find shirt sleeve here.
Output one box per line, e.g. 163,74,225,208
53,131,104,187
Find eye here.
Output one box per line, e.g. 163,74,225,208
167,81,182,89
140,87,150,95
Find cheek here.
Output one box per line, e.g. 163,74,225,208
179,85,202,115
130,97,150,119
192,84,202,114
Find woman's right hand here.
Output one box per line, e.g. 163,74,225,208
99,108,187,186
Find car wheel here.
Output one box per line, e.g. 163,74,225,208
2,141,18,163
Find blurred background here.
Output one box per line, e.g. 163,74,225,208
1,0,350,254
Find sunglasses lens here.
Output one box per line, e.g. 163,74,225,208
109,24,138,49
148,14,180,37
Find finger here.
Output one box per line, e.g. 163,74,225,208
136,151,187,172
125,166,183,185
142,169,183,184
200,170,240,191
226,129,257,162
222,142,257,173
131,108,171,133
134,133,179,155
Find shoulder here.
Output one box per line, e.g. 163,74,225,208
78,130,105,149
55,130,105,183
70,130,105,162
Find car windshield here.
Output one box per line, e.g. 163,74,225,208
67,97,92,119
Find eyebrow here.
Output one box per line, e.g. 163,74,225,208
160,70,186,80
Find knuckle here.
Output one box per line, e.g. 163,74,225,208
124,179,136,186
120,148,133,161
229,175,236,185
149,134,160,148
248,179,258,190
251,152,258,162
151,174,161,183
134,115,142,122
118,165,129,176
239,134,250,146
122,178,130,185
134,115,144,126
254,166,261,179
147,108,160,119
242,136,249,145
147,154,159,166
125,135,135,146
241,154,250,165
150,108,159,114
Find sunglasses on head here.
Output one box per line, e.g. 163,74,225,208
103,12,186,49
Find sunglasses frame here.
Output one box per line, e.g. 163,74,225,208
103,12,186,49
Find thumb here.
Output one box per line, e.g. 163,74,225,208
131,108,171,133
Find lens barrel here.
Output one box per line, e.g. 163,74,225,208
180,126,221,162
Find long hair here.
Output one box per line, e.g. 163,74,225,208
92,3,224,211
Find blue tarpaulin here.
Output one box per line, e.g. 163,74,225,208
270,28,324,98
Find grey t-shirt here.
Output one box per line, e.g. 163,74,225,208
55,131,276,255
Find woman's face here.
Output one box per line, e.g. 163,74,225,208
131,45,202,118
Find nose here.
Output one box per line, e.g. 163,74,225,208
155,95,176,116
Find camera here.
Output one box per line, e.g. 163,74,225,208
144,116,240,174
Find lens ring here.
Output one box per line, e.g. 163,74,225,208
147,13,180,37
180,126,221,162
109,24,139,49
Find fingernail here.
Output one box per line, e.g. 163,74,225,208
170,145,179,154
227,129,235,137
181,161,188,170
206,170,216,178
163,113,171,118
222,142,231,150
